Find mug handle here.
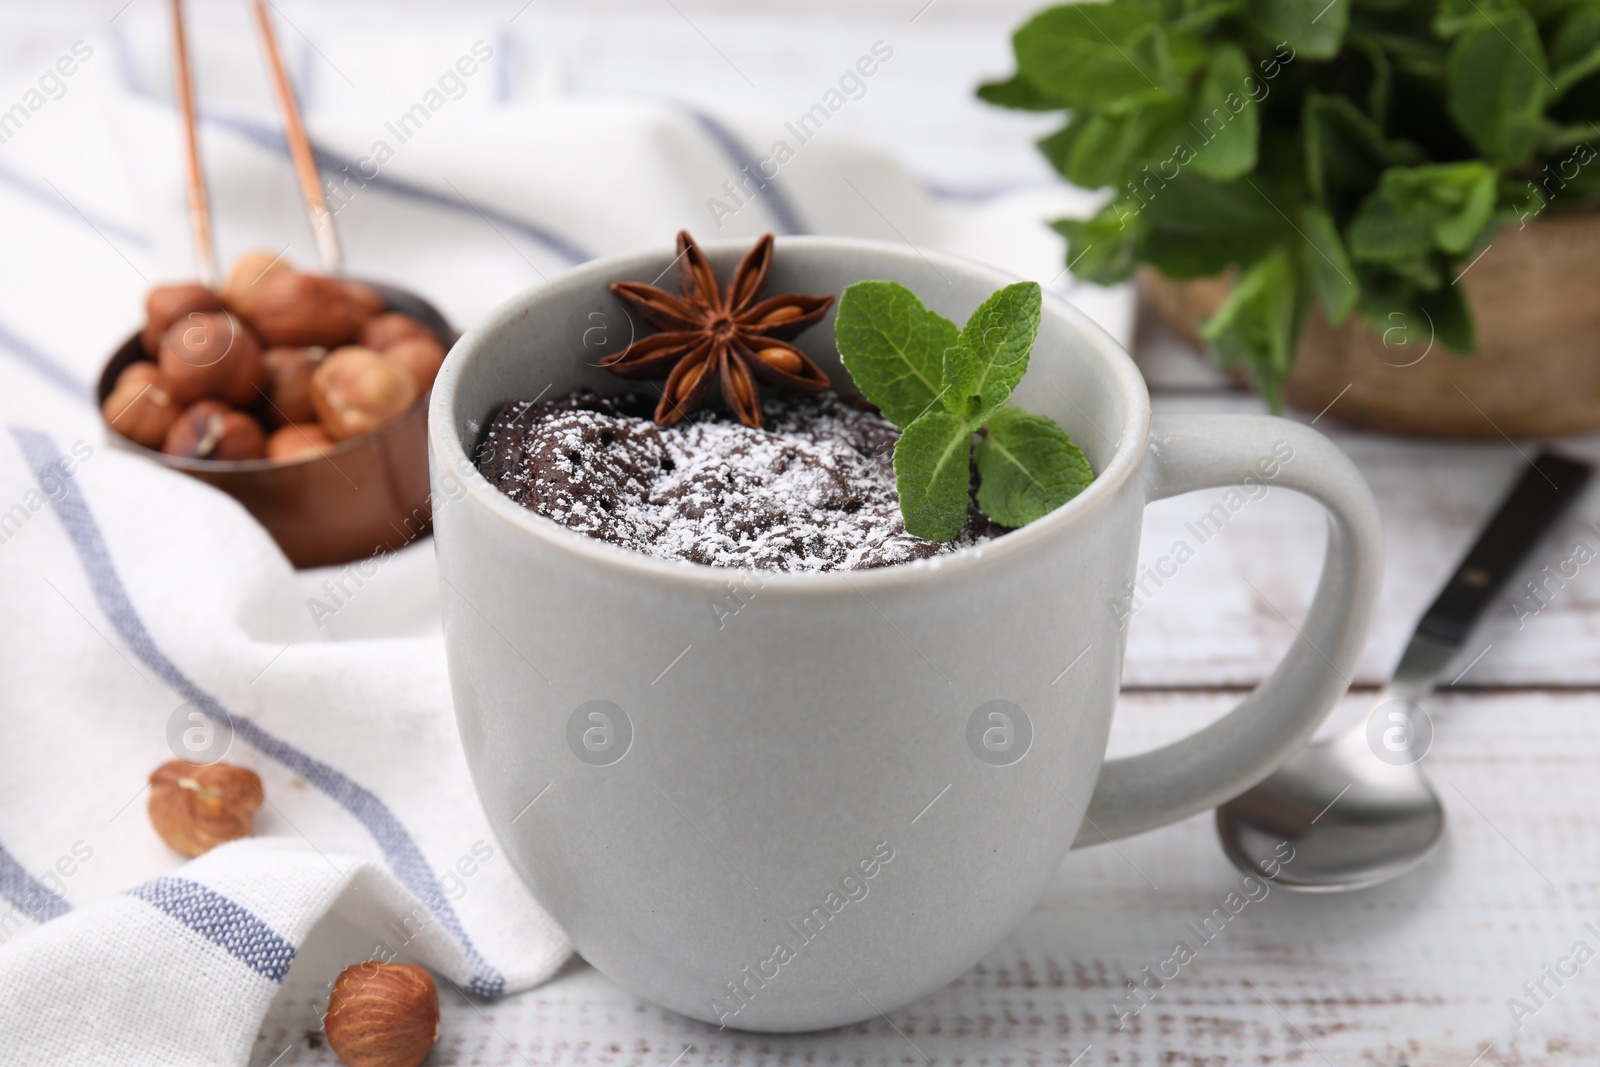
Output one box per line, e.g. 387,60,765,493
1071,413,1384,847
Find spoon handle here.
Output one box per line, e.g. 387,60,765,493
169,0,216,286
250,0,343,274
1415,450,1592,647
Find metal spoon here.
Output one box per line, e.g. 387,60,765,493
1216,450,1592,891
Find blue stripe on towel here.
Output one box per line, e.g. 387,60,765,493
0,161,150,250
0,840,72,926
206,112,595,268
108,17,591,271
679,106,808,236
0,319,92,404
11,428,506,997
128,877,297,982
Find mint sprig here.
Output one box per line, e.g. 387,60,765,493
980,0,1600,406
975,405,1093,529
835,280,1093,541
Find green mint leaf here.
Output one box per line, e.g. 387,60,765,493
1037,97,1189,190
1302,93,1423,213
1294,204,1358,325
1416,282,1476,353
1385,254,1445,291
1201,247,1302,409
1354,37,1392,120
976,72,1069,111
1347,163,1497,263
1051,205,1143,285
975,406,1093,528
1432,0,1517,39
942,281,1042,424
1346,194,1435,264
835,281,957,428
1012,3,1177,108
1353,262,1478,356
1447,9,1548,166
1353,264,1434,361
1166,0,1243,36
1245,0,1349,59
1551,5,1600,95
1186,44,1258,181
1370,26,1449,80
893,410,975,542
1140,174,1286,279
1496,176,1546,226
1166,27,1213,77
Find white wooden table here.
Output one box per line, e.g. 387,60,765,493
7,3,1599,1063
296,317,1597,1067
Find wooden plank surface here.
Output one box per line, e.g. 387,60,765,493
253,689,1600,1066
249,321,1600,1066
1127,312,1600,690
5,4,1587,1062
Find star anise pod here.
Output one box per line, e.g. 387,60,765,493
602,230,834,428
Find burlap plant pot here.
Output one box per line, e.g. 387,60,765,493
1141,209,1600,437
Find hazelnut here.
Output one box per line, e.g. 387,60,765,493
247,273,372,348
383,336,446,393
147,759,264,857
312,346,418,441
222,250,293,320
266,423,336,461
325,962,439,1067
260,346,323,425
102,363,179,448
344,281,386,319
163,401,266,461
158,310,266,407
360,312,433,352
142,283,224,356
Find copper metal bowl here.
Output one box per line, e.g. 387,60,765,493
96,280,454,569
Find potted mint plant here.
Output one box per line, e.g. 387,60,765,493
980,0,1600,436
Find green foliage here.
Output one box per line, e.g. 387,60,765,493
975,407,1095,528
835,281,954,427
892,410,976,543
836,281,1093,541
1201,248,1303,407
1446,8,1549,164
982,0,1600,406
1189,44,1261,177
1346,162,1498,261
942,282,1042,423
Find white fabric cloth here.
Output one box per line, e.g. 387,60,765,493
0,27,1130,1066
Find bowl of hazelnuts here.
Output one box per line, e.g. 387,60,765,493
97,251,454,569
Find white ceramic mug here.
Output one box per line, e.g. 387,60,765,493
429,237,1383,1032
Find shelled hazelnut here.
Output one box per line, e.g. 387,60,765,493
250,272,373,347
383,335,446,393
148,760,264,857
324,962,439,1067
361,312,433,352
101,363,179,449
141,283,224,356
312,347,418,441
221,250,292,320
163,400,266,461
344,280,385,320
259,346,322,425
266,423,335,461
158,310,265,407
111,252,437,466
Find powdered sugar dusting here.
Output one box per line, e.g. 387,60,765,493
475,390,1001,572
